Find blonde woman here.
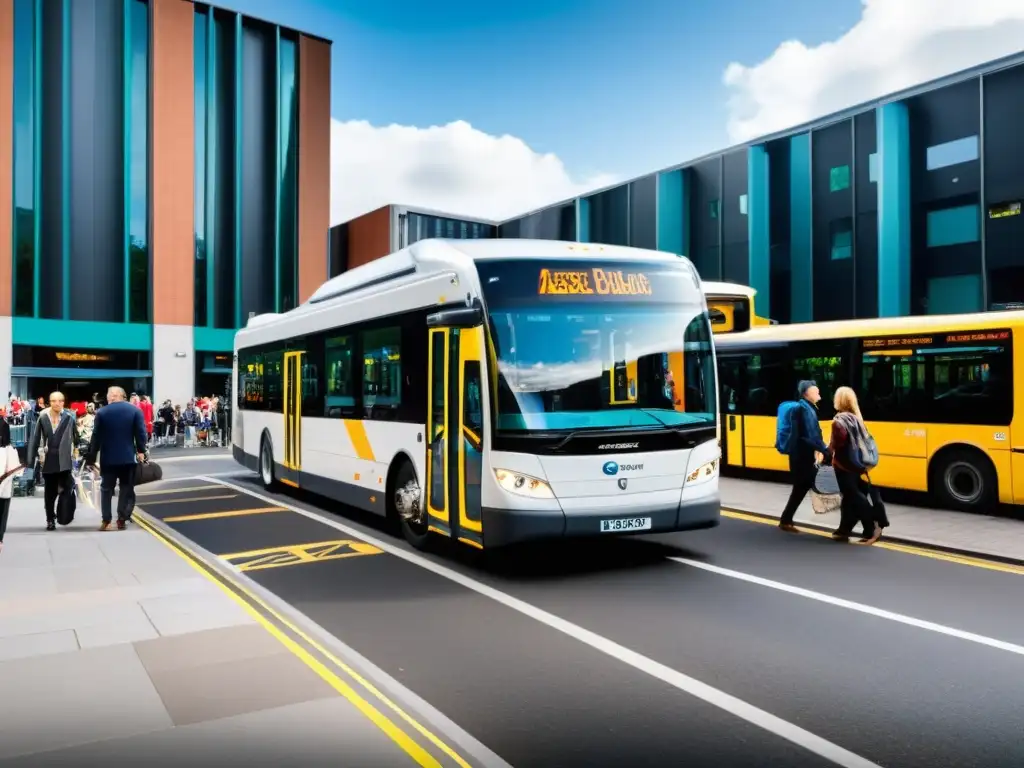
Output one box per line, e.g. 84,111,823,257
828,386,883,544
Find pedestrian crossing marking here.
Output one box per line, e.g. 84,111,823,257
221,539,383,572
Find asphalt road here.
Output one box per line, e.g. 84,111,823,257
140,453,1024,768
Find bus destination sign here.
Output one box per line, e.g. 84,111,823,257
945,330,1010,344
538,268,653,297
863,336,933,349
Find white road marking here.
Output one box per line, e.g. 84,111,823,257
669,557,1024,657
198,475,880,768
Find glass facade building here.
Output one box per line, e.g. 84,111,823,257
495,52,1024,325
0,0,332,407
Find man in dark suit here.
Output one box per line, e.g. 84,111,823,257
86,386,147,531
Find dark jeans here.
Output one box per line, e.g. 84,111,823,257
835,468,876,536
0,497,10,543
781,457,817,524
101,464,137,523
43,470,72,523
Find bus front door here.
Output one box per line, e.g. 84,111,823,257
717,355,747,469
282,350,303,486
426,326,485,548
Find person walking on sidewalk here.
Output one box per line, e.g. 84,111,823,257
85,386,147,531
26,392,78,531
778,380,831,533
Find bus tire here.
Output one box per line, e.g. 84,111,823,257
259,434,277,490
931,447,996,512
391,460,431,551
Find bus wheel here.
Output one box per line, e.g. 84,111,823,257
393,461,430,550
259,436,277,490
933,448,996,512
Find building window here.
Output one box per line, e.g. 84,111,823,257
709,200,719,219
831,224,853,260
12,0,36,318
927,204,980,248
193,8,208,327
127,0,150,323
738,194,748,215
926,136,979,171
829,165,850,192
868,153,879,183
927,274,982,315
277,36,299,312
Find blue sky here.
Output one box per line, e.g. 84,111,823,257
226,0,862,180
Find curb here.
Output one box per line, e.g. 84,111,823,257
723,505,1024,568
134,507,511,768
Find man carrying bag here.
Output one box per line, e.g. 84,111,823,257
85,387,148,531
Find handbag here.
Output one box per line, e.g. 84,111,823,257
0,444,24,499
810,464,842,515
134,459,163,486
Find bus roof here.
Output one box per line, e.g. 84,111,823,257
715,309,1024,347
305,238,688,306
702,281,757,299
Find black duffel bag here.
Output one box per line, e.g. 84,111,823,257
134,459,163,486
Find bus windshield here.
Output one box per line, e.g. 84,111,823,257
478,259,716,433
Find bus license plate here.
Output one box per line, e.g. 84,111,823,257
600,517,652,533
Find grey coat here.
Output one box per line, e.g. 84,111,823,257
27,409,79,474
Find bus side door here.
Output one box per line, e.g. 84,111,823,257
718,355,748,469
426,325,486,548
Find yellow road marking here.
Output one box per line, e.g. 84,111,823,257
137,485,218,496
133,519,452,768
139,494,238,505
163,506,288,523
221,539,383,572
722,508,1024,576
343,419,376,462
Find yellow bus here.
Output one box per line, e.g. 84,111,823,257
714,310,1024,512
703,282,774,335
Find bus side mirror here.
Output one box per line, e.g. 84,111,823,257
427,304,483,328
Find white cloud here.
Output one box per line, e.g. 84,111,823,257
723,0,1024,144
329,119,617,226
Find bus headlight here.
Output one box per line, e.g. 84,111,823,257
494,468,554,499
686,459,719,485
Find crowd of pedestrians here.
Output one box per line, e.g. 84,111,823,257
0,388,228,551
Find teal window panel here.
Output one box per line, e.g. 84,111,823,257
126,0,150,323
927,204,979,248
831,228,852,260
709,199,719,219
868,153,879,183
277,34,298,313
194,326,237,352
927,274,982,314
12,0,37,317
13,318,152,350
194,6,208,327
926,136,978,171
829,164,850,192
738,194,748,215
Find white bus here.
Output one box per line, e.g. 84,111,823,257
232,238,721,550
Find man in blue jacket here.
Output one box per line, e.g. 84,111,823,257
85,386,148,531
779,380,831,532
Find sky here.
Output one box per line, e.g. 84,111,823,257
226,0,1024,226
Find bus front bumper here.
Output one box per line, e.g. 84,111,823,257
480,495,720,549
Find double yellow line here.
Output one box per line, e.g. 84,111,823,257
135,516,472,768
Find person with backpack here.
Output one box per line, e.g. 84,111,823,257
775,380,831,532
828,386,886,544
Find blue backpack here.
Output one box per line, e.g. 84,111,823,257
775,401,802,455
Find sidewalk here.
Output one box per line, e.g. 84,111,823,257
720,476,1024,564
0,494,449,765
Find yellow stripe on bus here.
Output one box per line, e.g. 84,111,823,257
343,420,376,462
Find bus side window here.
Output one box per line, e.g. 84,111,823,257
463,361,483,446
